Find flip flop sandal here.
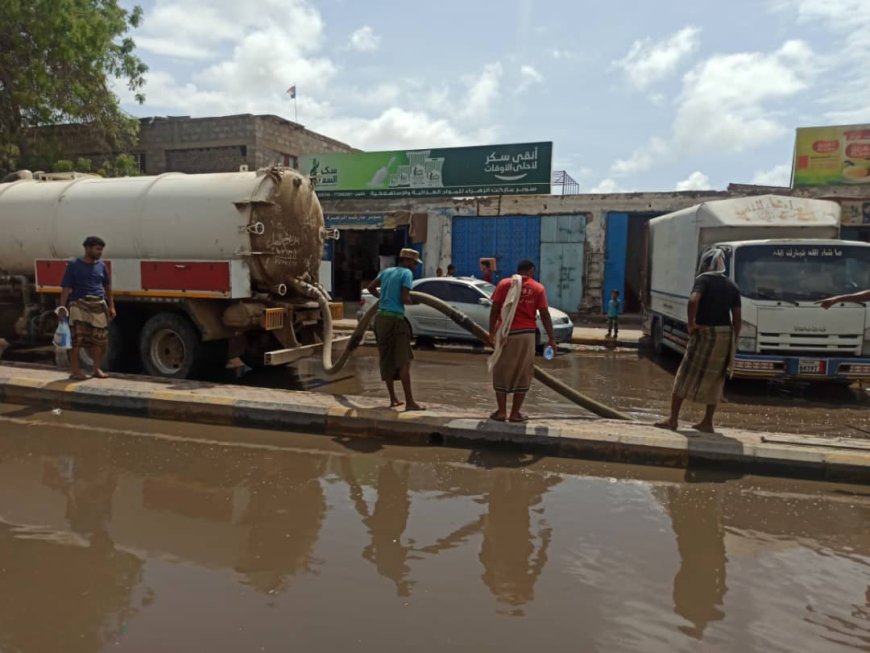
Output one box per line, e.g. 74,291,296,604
489,412,507,422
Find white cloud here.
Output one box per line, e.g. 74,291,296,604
520,65,543,84
516,65,543,93
460,63,503,121
134,0,325,60
674,40,814,153
607,39,815,178
589,178,628,193
196,25,338,97
122,0,510,152
317,107,490,151
776,0,870,122
614,26,701,90
611,137,670,176
751,162,792,186
549,49,576,60
349,25,381,52
675,171,712,191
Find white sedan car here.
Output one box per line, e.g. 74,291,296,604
358,276,574,345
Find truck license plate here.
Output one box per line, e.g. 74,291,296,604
799,359,825,374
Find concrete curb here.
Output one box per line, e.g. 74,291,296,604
0,362,867,483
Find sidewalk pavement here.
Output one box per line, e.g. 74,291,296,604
332,319,645,348
1,362,866,483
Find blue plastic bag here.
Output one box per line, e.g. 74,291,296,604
53,318,72,350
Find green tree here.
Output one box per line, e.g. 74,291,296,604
53,159,74,172
0,0,148,172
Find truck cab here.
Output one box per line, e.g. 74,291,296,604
644,195,870,383
722,239,870,380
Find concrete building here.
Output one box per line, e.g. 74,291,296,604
320,184,870,315
39,114,356,176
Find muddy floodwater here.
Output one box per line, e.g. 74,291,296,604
248,346,870,438
1,404,868,652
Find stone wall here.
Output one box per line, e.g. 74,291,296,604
254,115,357,171
39,114,355,175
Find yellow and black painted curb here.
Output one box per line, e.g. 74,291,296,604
0,363,867,484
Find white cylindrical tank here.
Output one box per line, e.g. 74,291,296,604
0,168,324,290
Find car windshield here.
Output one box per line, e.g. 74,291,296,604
734,244,870,302
473,281,496,297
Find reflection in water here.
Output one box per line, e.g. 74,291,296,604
417,464,560,616
660,485,727,638
480,470,558,615
0,444,142,653
0,413,868,652
343,459,415,597
234,455,327,593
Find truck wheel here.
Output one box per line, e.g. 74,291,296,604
139,312,202,379
652,318,665,354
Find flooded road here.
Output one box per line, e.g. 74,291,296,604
1,403,868,653
6,341,870,438
248,346,870,438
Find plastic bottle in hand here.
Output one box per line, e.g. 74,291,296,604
543,345,555,360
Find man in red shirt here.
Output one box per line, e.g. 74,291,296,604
488,259,556,422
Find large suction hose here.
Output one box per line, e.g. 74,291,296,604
288,278,632,421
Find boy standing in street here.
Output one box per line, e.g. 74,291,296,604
605,289,622,339
365,248,425,411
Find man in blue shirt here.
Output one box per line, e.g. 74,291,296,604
365,248,424,411
57,236,116,380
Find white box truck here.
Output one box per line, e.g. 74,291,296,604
644,195,870,382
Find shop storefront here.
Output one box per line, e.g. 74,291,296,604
321,212,425,302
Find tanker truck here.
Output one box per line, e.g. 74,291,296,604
0,167,341,378
644,195,870,382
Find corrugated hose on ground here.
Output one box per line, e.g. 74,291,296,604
289,278,632,421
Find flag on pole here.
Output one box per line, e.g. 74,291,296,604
286,84,296,99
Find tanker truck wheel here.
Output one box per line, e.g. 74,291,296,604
139,312,203,379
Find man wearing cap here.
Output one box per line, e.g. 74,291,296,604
365,248,425,411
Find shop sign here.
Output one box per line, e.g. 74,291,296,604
302,142,552,198
325,214,386,229
793,124,870,187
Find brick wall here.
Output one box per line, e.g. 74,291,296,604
165,145,249,174
40,114,355,175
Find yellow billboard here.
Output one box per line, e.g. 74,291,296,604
793,124,870,187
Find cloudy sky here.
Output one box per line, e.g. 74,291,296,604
115,0,869,192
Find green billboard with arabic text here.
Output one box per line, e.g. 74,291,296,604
300,142,552,198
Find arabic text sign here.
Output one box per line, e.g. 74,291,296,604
770,246,844,259
301,142,552,198
325,214,386,229
793,124,870,187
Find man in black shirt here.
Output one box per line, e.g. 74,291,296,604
655,248,742,433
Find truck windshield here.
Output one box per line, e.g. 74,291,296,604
734,244,870,302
